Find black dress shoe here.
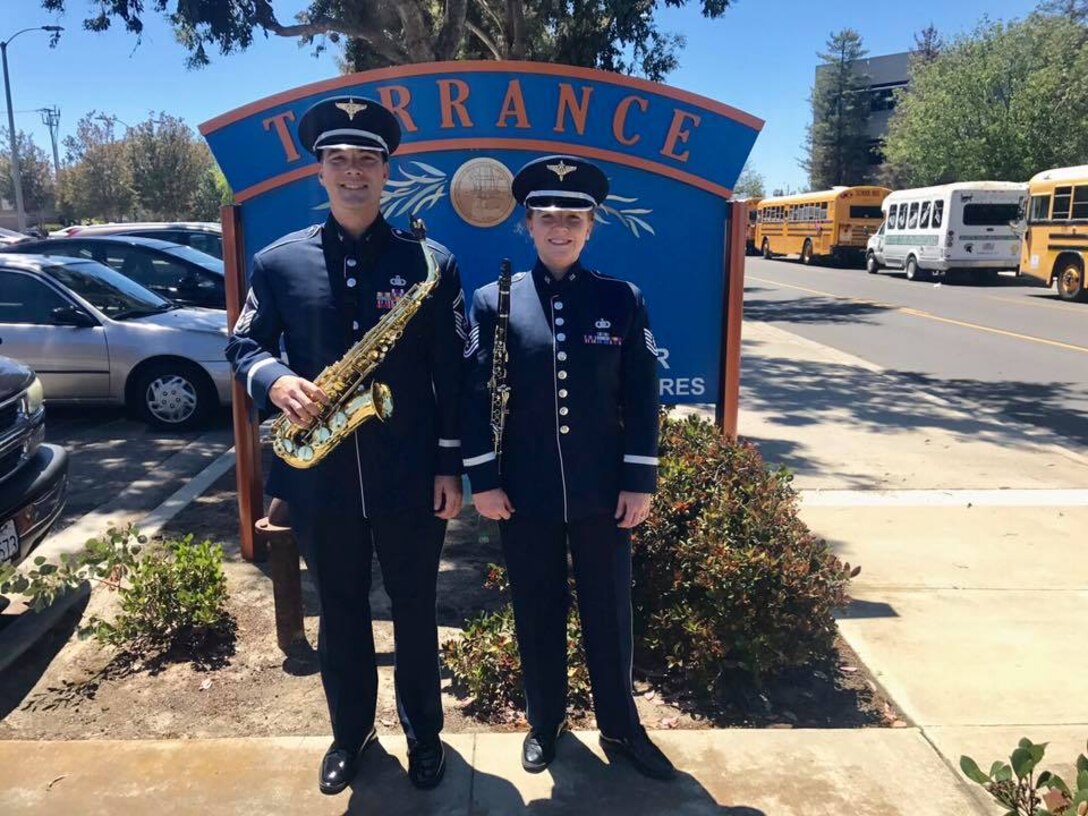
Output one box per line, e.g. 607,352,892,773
522,720,567,773
319,728,377,795
600,727,676,780
407,737,446,789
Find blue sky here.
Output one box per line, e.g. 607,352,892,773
4,0,1040,194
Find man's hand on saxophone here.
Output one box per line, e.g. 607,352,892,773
269,375,329,427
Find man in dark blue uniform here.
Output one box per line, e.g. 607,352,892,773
462,155,675,780
225,96,465,795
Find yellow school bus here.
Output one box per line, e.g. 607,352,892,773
755,186,890,266
1019,165,1088,302
733,196,762,254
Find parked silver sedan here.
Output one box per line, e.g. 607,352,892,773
0,254,231,430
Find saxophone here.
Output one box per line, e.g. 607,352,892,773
271,218,441,469
489,258,513,472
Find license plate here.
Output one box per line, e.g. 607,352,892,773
983,242,995,251
0,519,19,565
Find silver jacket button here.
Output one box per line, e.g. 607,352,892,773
557,370,568,380
556,333,566,341
557,351,567,361
560,425,570,434
346,278,357,288
558,389,568,398
559,407,569,416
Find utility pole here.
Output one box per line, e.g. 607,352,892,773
39,105,60,178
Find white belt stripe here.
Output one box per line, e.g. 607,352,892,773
438,439,461,448
463,451,497,467
245,357,278,398
623,455,659,466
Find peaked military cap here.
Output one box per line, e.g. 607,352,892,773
297,95,402,158
511,155,609,211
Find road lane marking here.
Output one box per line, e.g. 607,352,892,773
983,293,1081,313
747,275,1088,354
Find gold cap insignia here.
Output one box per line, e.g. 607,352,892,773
546,160,577,181
335,99,368,120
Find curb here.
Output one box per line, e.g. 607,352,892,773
0,442,237,670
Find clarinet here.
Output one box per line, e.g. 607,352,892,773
489,259,513,472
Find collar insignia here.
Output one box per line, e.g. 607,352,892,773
595,318,611,329
390,275,407,287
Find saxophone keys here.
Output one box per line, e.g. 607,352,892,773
330,411,348,430
297,445,315,462
313,425,332,444
346,394,369,415
279,439,296,454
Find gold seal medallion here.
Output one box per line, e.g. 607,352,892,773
450,158,516,228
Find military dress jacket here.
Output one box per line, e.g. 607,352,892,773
462,259,660,522
225,214,466,517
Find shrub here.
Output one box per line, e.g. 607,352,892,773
446,413,859,717
84,533,231,655
632,415,858,692
0,525,232,659
441,564,592,722
961,738,1088,815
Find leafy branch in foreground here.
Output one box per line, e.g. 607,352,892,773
961,738,1088,815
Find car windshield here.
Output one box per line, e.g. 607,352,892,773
162,245,224,272
42,259,177,319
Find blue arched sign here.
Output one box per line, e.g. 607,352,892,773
201,61,762,404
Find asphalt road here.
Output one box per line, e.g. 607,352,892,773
742,256,1088,451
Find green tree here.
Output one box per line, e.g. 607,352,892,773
883,14,1088,187
41,0,740,81
0,130,55,222
127,113,211,219
191,157,233,222
912,23,944,63
733,162,765,198
802,29,873,189
1038,0,1088,22
61,112,135,222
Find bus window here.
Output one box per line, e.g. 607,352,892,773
907,202,919,228
920,201,932,228
850,205,884,219
821,203,828,221
932,200,944,228
1029,194,1051,223
897,204,908,229
963,203,1022,225
1072,186,1088,220
888,204,898,228
1054,186,1072,219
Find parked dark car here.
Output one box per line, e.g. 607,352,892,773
50,222,223,259
1,235,225,309
0,355,68,569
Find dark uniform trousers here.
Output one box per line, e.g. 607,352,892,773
500,514,639,739
462,260,660,742
295,505,445,751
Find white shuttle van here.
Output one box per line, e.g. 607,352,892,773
866,182,1027,281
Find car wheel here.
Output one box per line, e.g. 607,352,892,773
801,240,814,266
1056,257,1087,302
866,252,880,275
905,256,926,282
132,361,216,430
762,239,772,260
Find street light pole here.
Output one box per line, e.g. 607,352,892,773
1,25,63,232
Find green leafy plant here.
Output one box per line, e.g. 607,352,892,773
0,524,145,612
961,738,1088,815
441,563,592,722
83,534,230,655
0,524,231,659
632,415,858,693
446,413,860,718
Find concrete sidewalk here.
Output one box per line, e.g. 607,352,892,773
739,320,1088,804
0,730,984,815
3,318,1085,814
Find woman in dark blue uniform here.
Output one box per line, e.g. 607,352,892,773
461,155,674,780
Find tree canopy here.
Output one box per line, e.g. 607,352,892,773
42,0,740,81
883,13,1088,187
802,28,873,190
733,162,765,198
0,131,55,221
